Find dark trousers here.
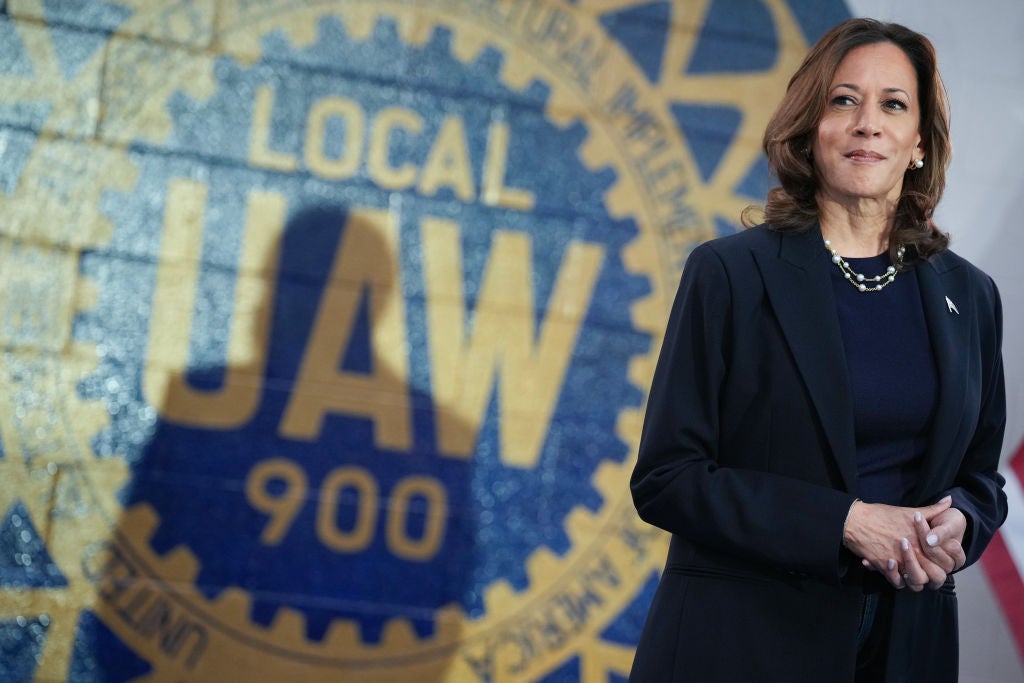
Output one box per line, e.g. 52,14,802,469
856,590,894,682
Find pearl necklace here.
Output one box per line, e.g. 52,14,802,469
824,239,905,292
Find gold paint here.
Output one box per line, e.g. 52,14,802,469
422,216,604,468
386,475,448,561
418,115,476,201
368,106,424,189
316,467,380,553
305,96,366,180
245,458,309,546
249,84,300,172
144,178,282,428
482,119,536,210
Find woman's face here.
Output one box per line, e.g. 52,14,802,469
813,41,923,207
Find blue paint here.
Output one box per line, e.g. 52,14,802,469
45,17,108,81
67,611,152,682
0,128,37,197
686,0,777,74
670,103,743,183
41,0,134,34
0,500,68,589
788,0,852,45
0,18,56,134
538,655,580,683
0,616,48,683
599,2,672,84
0,16,34,77
601,571,660,645
737,153,773,203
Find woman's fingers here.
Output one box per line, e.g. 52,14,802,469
881,556,904,589
899,537,934,592
914,511,955,573
913,506,968,576
942,539,967,573
862,556,902,587
900,538,926,592
848,501,965,586
918,495,953,523
903,536,950,590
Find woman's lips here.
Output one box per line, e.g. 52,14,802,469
845,150,886,161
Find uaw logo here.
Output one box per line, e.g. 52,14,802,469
0,1,847,680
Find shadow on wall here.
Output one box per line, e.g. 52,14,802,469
85,205,475,680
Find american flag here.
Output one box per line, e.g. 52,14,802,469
983,439,1024,657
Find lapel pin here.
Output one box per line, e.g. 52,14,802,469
945,295,959,315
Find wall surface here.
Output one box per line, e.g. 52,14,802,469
0,1,1018,681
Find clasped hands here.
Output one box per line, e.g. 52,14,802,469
843,496,967,592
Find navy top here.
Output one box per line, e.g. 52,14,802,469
830,253,938,505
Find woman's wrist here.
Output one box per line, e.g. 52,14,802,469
842,498,861,548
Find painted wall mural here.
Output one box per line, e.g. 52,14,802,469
36,1,1024,681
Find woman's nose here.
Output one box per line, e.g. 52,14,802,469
854,109,882,136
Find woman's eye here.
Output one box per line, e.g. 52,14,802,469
831,95,856,106
883,98,909,111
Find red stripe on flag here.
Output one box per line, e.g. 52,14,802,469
1014,438,1024,482
982,531,1024,657
981,438,1024,659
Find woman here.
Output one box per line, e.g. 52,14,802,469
629,18,1006,683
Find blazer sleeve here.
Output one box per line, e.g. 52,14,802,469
631,243,855,583
940,274,1008,568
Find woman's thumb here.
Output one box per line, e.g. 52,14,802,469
920,495,953,520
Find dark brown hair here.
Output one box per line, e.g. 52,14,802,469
746,18,951,261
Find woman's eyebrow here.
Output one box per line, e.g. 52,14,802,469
831,82,912,99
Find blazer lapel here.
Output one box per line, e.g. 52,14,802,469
909,254,970,503
753,226,858,494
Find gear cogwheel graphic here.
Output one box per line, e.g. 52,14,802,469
2,0,821,681
0,316,128,682
0,3,222,681
87,3,668,679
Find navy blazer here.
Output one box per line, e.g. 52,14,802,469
629,224,1007,682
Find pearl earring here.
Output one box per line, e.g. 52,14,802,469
910,158,924,170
